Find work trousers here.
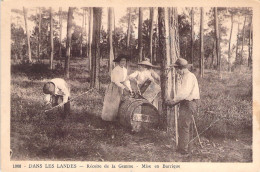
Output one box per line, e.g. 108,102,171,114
51,95,70,119
178,100,197,152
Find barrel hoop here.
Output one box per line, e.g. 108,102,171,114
119,99,143,128
119,98,159,130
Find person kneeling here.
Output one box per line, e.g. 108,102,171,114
43,78,70,119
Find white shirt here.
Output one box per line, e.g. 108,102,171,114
126,69,160,92
111,65,128,89
175,69,200,102
45,78,70,103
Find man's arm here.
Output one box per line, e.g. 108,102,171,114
44,94,52,105
56,81,70,103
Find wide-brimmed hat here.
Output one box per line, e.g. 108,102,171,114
138,60,154,67
171,58,191,68
43,82,55,94
113,54,129,62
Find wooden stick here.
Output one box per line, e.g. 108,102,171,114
191,114,203,148
188,118,220,146
175,106,178,146
44,88,94,113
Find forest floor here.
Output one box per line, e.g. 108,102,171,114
10,58,252,162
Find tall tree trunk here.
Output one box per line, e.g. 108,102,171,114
23,7,32,62
228,14,233,72
211,40,215,69
113,9,117,59
59,7,63,59
108,7,114,75
149,7,154,63
80,8,84,58
158,7,167,127
126,8,132,50
155,12,159,64
138,7,143,62
38,8,42,59
85,8,88,58
167,8,180,140
240,16,247,66
90,8,102,89
235,22,240,66
158,7,180,135
248,16,252,68
184,40,187,60
65,7,73,78
88,7,93,71
190,7,194,64
50,7,54,70
214,7,221,76
200,7,204,78
46,23,49,58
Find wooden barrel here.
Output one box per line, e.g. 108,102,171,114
118,97,159,132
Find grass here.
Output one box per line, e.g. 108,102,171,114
10,58,252,162
196,69,252,139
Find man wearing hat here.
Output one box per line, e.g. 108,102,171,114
166,58,200,155
43,78,70,119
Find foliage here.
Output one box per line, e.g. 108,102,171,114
11,62,64,80
11,23,26,59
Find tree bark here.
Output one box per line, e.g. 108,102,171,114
248,16,252,68
23,7,32,62
50,7,54,70
90,8,102,89
211,40,215,69
190,7,194,64
240,16,247,66
138,7,143,62
38,8,42,59
200,7,204,78
85,8,88,58
155,12,159,64
108,7,115,75
149,7,154,63
235,22,240,66
46,22,49,57
59,7,63,59
126,8,132,50
228,14,233,72
88,7,93,71
80,8,84,58
113,9,117,59
158,7,167,127
158,7,180,134
65,7,73,78
167,8,180,139
214,7,221,75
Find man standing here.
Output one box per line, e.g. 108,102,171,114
43,78,70,119
166,58,200,155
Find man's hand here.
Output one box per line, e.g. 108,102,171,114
165,99,181,107
124,87,130,92
57,103,64,109
45,101,51,106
